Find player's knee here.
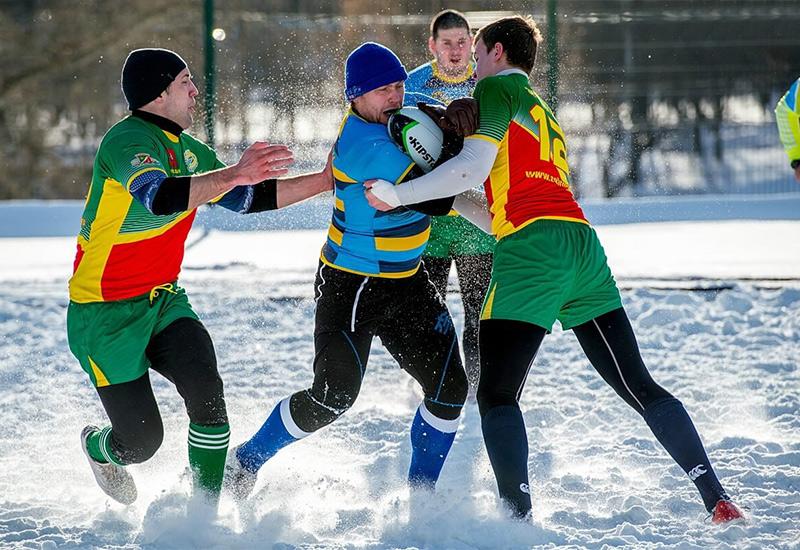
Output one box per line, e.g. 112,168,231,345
294,384,360,432
633,380,674,412
297,363,362,430
476,385,518,417
448,366,469,405
314,381,359,416
295,331,365,431
315,339,364,410
424,366,467,421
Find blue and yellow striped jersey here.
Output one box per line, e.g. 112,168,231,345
321,109,429,278
405,61,477,106
775,77,800,165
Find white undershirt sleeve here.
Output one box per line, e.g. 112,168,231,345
393,137,499,204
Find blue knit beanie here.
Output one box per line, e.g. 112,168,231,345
345,42,408,101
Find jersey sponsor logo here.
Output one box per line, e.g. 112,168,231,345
688,464,707,481
166,148,180,174
130,153,158,167
525,170,570,189
408,135,436,166
519,483,530,494
184,149,199,173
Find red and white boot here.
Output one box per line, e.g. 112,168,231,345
711,499,745,524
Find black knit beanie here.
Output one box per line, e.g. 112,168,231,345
121,48,188,110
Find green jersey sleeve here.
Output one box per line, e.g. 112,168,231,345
99,129,168,190
473,76,515,143
775,78,800,165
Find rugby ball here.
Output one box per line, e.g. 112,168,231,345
388,107,443,173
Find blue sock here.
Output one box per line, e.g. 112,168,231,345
236,397,310,473
481,405,532,518
643,397,728,512
408,402,459,489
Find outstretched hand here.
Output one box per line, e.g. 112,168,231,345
233,141,294,185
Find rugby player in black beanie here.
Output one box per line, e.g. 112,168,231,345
72,47,333,508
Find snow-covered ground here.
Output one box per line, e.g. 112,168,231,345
0,212,799,549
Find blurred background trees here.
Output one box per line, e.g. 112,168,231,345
0,0,797,200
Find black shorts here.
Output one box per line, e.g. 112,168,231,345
288,262,468,432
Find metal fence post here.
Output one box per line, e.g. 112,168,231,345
547,0,559,114
204,0,215,147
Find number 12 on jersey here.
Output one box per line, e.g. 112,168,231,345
530,104,571,185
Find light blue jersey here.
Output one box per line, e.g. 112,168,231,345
404,61,477,106
321,109,430,278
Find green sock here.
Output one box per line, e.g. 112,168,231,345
188,422,230,498
86,426,124,465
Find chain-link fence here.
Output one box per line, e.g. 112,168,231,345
1,0,797,199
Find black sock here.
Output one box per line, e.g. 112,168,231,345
481,405,532,518
644,397,728,511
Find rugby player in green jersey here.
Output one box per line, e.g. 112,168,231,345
367,16,744,524
69,48,331,507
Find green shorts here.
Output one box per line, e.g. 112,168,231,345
424,214,496,258
67,284,199,387
481,220,622,331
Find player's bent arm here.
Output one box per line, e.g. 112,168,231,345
163,166,330,215
128,142,294,215
186,142,294,211
144,165,266,215
397,165,456,216
370,138,498,207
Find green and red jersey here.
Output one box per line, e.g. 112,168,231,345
469,71,587,240
69,115,222,303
